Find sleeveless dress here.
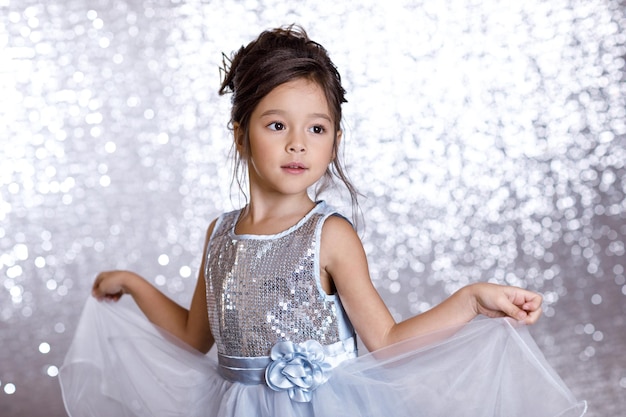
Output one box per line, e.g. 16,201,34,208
59,201,587,417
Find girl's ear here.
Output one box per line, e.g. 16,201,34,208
233,122,246,155
332,130,343,161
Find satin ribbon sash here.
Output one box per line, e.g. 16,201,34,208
218,337,357,386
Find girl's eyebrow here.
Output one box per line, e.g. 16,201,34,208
259,109,332,122
311,113,333,122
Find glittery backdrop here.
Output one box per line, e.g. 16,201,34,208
1,1,625,415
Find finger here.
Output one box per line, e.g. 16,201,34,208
92,272,111,299
508,288,542,311
523,306,543,325
91,275,99,291
500,295,529,321
92,273,104,292
91,278,102,298
510,305,528,321
92,287,106,300
103,291,123,302
521,292,543,312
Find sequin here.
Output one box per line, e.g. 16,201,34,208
1,0,625,414
205,203,353,357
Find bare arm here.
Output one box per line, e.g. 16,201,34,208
92,221,216,353
320,216,542,352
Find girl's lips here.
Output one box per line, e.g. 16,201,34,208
281,162,307,174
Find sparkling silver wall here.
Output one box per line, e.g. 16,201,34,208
1,1,625,415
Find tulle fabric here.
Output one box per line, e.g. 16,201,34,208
59,297,586,417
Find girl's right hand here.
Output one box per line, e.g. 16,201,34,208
92,270,141,302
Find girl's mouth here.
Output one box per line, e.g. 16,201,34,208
281,162,307,174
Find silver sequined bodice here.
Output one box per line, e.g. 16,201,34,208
205,202,355,357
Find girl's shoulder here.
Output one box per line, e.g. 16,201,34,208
312,202,356,243
320,212,358,242
209,209,241,239
318,203,361,256
316,201,352,226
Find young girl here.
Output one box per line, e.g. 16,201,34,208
60,26,586,416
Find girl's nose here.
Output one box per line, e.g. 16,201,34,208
287,134,306,153
288,144,306,153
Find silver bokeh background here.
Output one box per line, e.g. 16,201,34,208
1,1,625,416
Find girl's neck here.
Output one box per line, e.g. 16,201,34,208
235,194,317,235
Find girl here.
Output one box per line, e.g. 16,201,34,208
60,26,586,416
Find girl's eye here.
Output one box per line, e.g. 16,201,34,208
268,122,285,131
310,125,326,134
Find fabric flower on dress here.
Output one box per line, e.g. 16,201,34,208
265,339,332,402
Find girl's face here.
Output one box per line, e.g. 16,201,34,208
236,78,341,198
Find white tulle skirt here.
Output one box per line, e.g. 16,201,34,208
59,297,586,417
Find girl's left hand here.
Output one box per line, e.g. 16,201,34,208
470,283,543,324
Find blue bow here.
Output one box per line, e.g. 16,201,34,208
265,340,332,402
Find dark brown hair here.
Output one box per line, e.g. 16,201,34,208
219,25,360,221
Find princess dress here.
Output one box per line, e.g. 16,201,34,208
59,201,587,417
